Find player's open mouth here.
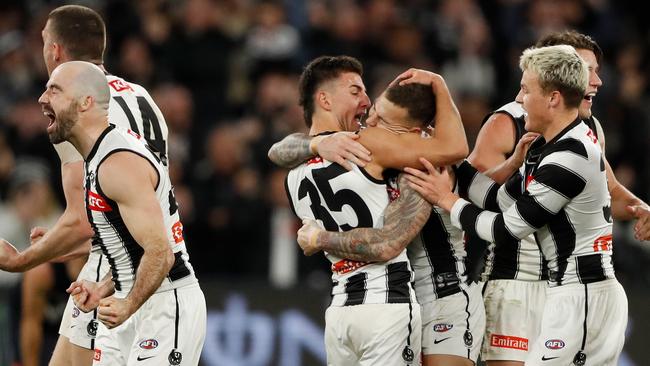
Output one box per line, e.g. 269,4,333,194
355,112,366,125
584,92,596,103
42,107,56,130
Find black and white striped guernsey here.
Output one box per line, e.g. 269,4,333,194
394,171,467,301
285,156,416,306
452,118,615,287
465,102,547,282
84,124,196,297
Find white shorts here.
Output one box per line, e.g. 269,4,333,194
481,279,546,362
93,283,206,366
421,282,485,362
59,252,108,349
525,279,627,366
325,303,421,366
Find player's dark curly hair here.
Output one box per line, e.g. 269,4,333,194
536,30,603,64
47,5,106,64
298,55,363,128
385,83,436,128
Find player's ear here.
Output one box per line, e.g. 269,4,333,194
79,96,93,111
549,91,561,108
316,90,331,111
52,42,64,62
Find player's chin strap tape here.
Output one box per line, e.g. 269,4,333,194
573,285,588,366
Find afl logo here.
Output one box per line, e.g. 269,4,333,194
545,339,565,349
139,339,159,350
72,307,80,318
434,323,453,332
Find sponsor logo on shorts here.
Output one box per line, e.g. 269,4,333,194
542,355,559,361
402,346,414,362
433,337,450,344
139,339,159,350
72,307,80,318
87,319,98,337
490,334,528,351
168,349,182,365
93,349,101,361
545,339,565,350
433,323,453,332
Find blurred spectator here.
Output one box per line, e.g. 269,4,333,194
0,159,62,365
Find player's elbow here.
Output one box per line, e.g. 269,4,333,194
450,141,469,163
267,144,281,165
376,242,402,262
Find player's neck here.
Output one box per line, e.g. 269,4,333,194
542,109,579,142
69,114,111,160
309,112,342,136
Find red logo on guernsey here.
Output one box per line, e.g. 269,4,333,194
171,221,184,244
332,259,369,275
491,334,528,351
587,129,598,144
127,129,141,139
94,349,102,361
88,191,112,212
525,174,534,189
593,234,612,252
108,79,134,92
306,156,323,165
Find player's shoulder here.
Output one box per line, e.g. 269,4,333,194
106,74,151,98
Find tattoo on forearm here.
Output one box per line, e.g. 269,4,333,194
320,175,432,261
268,133,313,168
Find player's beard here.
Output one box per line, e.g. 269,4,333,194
49,101,78,144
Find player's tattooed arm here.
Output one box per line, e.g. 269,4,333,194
298,175,432,261
268,133,313,168
268,132,371,170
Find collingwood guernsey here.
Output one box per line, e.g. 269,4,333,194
285,157,416,306
84,124,196,297
452,119,615,287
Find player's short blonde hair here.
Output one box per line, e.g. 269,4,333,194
519,45,588,109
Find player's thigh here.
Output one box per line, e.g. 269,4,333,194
485,361,523,366
324,306,357,366
583,280,628,365
525,287,584,365
481,280,545,363
358,303,422,366
423,354,474,366
422,284,485,363
49,337,95,366
127,284,206,366
91,322,127,366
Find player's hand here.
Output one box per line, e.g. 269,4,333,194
393,68,445,91
97,297,134,329
315,132,371,170
627,205,650,241
0,239,20,272
68,280,102,313
509,132,540,168
297,219,324,256
404,158,458,211
29,227,47,245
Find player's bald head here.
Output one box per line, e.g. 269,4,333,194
50,60,110,110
